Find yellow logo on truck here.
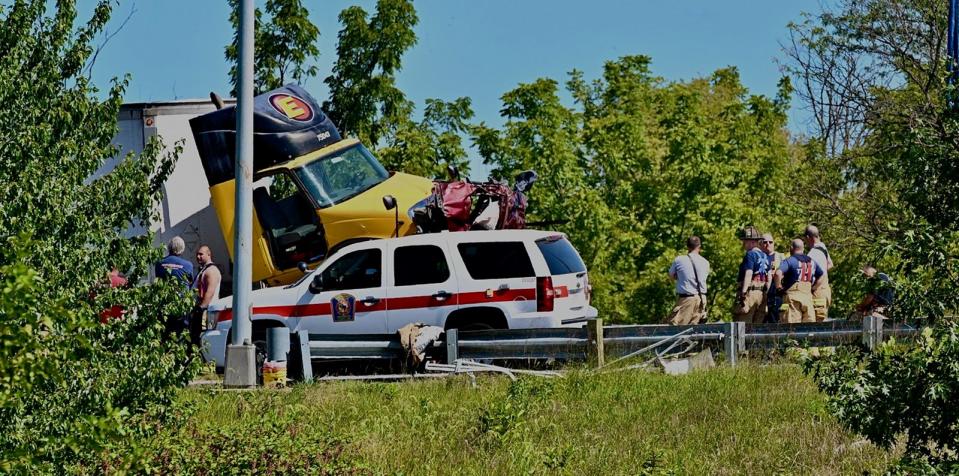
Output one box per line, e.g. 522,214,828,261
269,94,313,121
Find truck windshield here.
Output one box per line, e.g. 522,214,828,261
295,143,389,208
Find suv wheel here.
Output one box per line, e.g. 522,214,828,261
457,322,495,332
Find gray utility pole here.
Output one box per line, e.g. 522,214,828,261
223,0,256,388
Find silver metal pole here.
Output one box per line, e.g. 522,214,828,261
224,0,256,388
231,0,254,345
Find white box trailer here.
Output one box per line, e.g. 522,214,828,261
110,99,235,294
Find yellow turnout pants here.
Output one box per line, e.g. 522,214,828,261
784,282,816,324
733,288,766,324
812,280,832,321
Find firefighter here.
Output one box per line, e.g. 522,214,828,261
733,225,769,324
804,225,833,321
774,239,824,323
760,233,787,323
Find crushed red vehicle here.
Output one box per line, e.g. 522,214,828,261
412,169,537,233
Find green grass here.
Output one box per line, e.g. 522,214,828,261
146,364,894,475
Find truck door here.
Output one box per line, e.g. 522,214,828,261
252,172,326,281
297,243,388,335
386,242,459,331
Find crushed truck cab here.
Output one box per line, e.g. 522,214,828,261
191,85,432,286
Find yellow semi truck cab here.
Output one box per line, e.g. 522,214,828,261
191,85,432,286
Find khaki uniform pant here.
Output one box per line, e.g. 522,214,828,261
784,282,816,323
733,289,766,324
666,295,707,325
812,280,832,321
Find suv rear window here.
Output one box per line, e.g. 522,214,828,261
394,245,450,286
457,242,534,279
536,236,586,275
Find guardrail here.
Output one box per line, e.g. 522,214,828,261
286,316,923,382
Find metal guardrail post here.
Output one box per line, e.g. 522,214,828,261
445,328,459,363
586,319,605,368
862,315,883,351
724,321,744,366
297,330,313,383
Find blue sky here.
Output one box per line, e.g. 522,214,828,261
90,0,817,177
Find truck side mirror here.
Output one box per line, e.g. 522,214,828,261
382,195,400,237
309,274,324,294
382,195,397,210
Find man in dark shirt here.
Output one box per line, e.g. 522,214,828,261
734,226,769,323
775,239,824,323
155,236,194,288
156,236,194,337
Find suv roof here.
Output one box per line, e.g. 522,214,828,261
336,229,566,253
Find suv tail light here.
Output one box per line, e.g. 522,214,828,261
585,274,591,304
537,276,554,312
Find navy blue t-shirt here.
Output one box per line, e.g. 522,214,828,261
738,247,769,283
155,255,194,288
779,254,822,290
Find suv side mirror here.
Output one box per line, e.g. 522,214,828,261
309,273,324,294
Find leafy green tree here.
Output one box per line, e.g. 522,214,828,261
476,56,804,323
0,1,196,471
323,0,418,147
226,0,320,96
378,97,474,178
804,325,959,472
783,0,959,318
787,1,959,472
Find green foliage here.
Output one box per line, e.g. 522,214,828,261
783,2,959,472
476,56,804,322
226,0,321,95
147,366,891,474
477,378,555,441
378,97,474,178
323,0,418,147
0,1,197,471
804,324,959,470
784,0,959,320
137,394,355,475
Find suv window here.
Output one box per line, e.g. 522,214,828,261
457,242,534,279
320,248,381,291
536,236,586,275
394,245,450,286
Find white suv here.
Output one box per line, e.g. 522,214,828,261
201,229,597,367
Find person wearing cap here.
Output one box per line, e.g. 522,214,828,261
760,233,787,323
775,239,824,323
734,225,770,323
854,265,894,320
804,225,834,321
665,236,710,325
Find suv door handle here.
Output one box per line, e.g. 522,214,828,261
361,296,380,307
431,291,452,301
